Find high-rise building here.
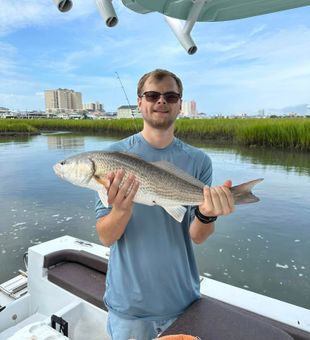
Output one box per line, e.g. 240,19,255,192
83,101,104,112
45,89,83,113
181,100,197,117
117,105,139,118
191,100,197,117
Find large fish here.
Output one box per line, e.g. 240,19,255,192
53,151,263,222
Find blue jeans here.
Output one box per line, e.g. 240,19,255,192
107,312,177,340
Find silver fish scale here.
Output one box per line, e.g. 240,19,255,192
90,152,204,206
55,151,263,219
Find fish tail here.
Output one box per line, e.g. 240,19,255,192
230,178,264,205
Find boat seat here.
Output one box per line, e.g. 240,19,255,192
43,249,108,310
161,296,309,340
43,250,309,340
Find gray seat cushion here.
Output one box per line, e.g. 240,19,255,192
44,249,108,310
161,297,298,340
43,250,309,340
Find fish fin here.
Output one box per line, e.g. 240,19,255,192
94,176,110,189
231,178,264,205
152,161,204,188
114,151,142,160
85,177,104,191
234,194,260,205
132,191,154,206
98,190,109,208
231,178,264,193
162,206,187,223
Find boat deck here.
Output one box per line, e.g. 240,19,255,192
1,236,310,340
43,247,310,340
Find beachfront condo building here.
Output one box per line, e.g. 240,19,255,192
181,100,197,117
83,102,104,112
45,89,83,113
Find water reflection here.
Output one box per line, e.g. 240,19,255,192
47,134,85,150
0,132,309,309
0,135,36,145
43,133,310,176
187,140,310,176
235,147,310,176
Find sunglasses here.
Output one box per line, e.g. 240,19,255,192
140,91,181,104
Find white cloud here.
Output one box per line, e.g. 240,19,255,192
75,74,136,108
249,24,266,37
177,23,310,113
0,0,96,36
0,93,41,110
0,42,18,76
0,2,309,113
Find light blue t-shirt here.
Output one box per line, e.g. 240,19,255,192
95,133,212,321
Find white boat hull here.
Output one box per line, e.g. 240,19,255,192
1,235,309,339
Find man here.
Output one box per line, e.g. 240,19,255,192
95,69,234,340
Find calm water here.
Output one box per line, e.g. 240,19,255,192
0,132,309,309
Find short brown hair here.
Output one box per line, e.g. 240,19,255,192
137,69,183,98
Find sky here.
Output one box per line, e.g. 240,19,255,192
0,0,310,115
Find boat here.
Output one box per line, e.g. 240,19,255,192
0,235,309,339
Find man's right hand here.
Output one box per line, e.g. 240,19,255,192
103,169,139,213
95,169,139,247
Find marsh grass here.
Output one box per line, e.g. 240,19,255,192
25,118,143,135
233,119,310,150
0,120,38,134
176,118,310,151
0,118,309,151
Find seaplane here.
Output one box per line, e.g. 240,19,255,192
53,0,310,54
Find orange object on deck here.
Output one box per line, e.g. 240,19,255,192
158,335,201,340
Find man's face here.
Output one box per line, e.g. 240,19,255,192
137,76,182,130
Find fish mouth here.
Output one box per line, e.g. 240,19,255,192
53,163,63,177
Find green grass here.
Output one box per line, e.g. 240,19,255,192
176,118,310,151
0,117,309,151
0,120,38,134
233,119,310,150
23,118,143,135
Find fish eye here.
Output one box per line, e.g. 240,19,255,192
60,161,66,165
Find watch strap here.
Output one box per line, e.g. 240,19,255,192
195,206,217,224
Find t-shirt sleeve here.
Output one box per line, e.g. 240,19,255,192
200,152,213,186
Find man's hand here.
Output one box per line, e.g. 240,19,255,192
102,169,139,213
189,180,235,244
199,180,235,217
95,169,139,247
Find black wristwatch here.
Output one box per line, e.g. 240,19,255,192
195,206,217,224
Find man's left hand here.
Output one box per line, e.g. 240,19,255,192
199,180,235,217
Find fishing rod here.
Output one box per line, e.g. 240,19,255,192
115,71,139,132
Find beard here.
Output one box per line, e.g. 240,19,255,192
142,112,177,130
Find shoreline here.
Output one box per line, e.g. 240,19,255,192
0,118,309,151
0,131,40,136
